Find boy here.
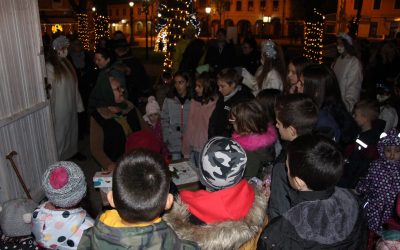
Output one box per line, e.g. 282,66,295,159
268,94,318,219
338,99,384,188
258,134,367,249
78,150,199,250
164,137,267,250
208,68,253,138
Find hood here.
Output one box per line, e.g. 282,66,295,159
377,128,400,159
163,185,267,250
232,124,277,151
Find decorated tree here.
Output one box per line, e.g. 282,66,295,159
155,0,200,71
303,7,324,64
68,0,90,50
92,0,110,50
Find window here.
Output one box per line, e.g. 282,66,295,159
199,0,206,8
395,0,400,9
260,0,266,11
236,1,242,11
248,1,254,11
369,22,378,37
224,1,231,11
373,0,381,9
273,0,279,11
122,8,126,16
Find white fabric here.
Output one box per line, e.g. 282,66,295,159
46,60,83,160
242,67,283,96
379,105,399,132
332,55,363,113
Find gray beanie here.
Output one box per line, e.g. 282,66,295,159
0,198,37,237
199,137,247,191
42,161,86,208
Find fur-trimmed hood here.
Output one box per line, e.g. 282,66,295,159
232,124,277,151
163,186,267,250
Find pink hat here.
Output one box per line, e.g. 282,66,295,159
143,96,160,124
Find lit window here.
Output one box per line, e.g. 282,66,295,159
248,1,254,11
236,1,242,11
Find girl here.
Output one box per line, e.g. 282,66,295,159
242,39,285,96
286,56,310,94
161,71,192,160
356,128,400,234
90,74,145,171
230,99,277,179
182,72,218,166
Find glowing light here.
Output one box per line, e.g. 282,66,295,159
51,24,63,33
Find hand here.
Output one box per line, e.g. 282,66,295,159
106,163,116,172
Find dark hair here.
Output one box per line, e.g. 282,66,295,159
257,41,286,90
256,88,282,122
216,28,227,36
339,37,357,57
196,72,217,104
243,37,258,51
286,56,310,93
288,134,343,191
112,150,170,223
95,48,115,65
217,68,242,87
166,71,192,98
45,42,75,81
275,94,318,136
302,64,344,109
353,99,380,121
230,99,268,134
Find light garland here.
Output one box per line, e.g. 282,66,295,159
76,13,90,50
303,8,324,64
93,14,110,50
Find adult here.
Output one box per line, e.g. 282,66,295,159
90,75,146,171
242,39,285,96
172,25,197,74
113,39,150,106
332,32,363,113
238,37,261,75
204,28,236,73
46,36,84,160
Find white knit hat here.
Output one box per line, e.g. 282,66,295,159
42,161,86,208
143,96,161,124
336,32,353,45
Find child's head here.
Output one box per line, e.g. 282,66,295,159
352,99,379,129
287,134,343,191
109,150,172,223
195,72,217,103
378,128,400,161
199,137,247,191
256,88,282,123
0,198,37,237
287,56,310,87
173,71,191,97
42,161,87,208
217,68,242,96
143,96,161,126
275,94,318,141
376,81,393,104
257,40,286,90
230,99,268,135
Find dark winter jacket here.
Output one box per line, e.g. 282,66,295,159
77,210,199,250
208,85,254,138
258,188,368,249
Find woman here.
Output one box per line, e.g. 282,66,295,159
332,32,363,113
90,74,145,170
46,35,84,160
242,39,285,96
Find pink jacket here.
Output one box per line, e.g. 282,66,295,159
182,97,218,158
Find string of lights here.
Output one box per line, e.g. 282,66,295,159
76,13,90,50
93,14,110,50
303,8,324,64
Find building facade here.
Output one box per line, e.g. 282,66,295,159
337,0,400,38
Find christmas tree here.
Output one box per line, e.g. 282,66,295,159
303,7,324,64
155,0,200,71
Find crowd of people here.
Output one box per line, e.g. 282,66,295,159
1,28,400,249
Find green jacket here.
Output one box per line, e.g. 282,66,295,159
78,212,199,250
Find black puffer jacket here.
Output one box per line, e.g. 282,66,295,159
258,188,368,249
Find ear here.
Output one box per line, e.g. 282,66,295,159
107,191,116,208
288,125,297,138
293,176,309,191
164,193,174,211
105,57,110,65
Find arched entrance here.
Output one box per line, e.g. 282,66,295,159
237,19,251,37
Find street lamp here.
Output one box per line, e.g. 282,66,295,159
92,6,96,12
129,1,135,45
205,7,211,38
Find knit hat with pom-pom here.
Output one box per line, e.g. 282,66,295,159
42,161,86,208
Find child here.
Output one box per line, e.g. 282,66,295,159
230,99,277,179
285,56,310,94
182,72,218,166
258,134,367,249
153,71,173,109
208,68,254,138
242,39,286,95
268,94,319,219
161,71,192,160
338,99,384,188
356,128,400,234
78,150,199,249
164,137,267,250
32,161,94,249
376,82,398,132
